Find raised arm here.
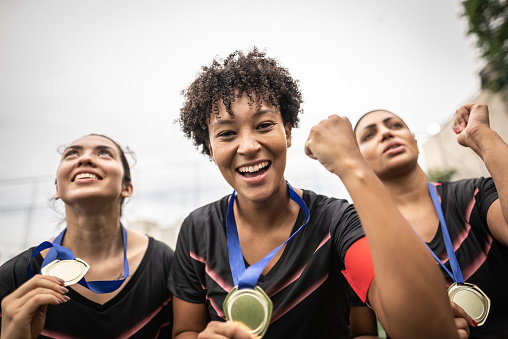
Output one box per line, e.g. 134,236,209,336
454,103,508,246
305,115,458,339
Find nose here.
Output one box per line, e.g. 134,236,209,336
78,151,95,166
237,130,261,155
379,126,393,142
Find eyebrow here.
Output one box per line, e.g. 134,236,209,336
360,117,396,132
211,109,276,127
63,145,116,152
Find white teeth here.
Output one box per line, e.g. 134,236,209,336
75,173,98,180
239,161,269,173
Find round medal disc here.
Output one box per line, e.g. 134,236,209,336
223,286,273,338
40,258,90,286
448,282,490,326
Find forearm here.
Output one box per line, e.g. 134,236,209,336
475,129,508,224
338,165,457,338
174,332,199,339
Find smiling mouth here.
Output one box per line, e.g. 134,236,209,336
384,144,402,153
237,161,270,178
72,173,102,182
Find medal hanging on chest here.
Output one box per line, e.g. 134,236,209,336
26,225,129,294
223,181,310,337
426,183,490,326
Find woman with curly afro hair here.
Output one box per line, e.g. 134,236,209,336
168,47,458,339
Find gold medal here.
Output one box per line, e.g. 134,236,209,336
223,286,273,338
448,282,490,326
41,258,90,286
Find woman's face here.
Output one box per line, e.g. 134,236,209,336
355,110,419,180
206,93,292,203
55,135,133,207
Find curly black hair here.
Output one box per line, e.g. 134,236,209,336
178,47,303,157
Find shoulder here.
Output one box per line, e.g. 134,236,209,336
148,237,175,261
302,189,353,213
180,195,229,236
0,248,37,300
440,178,497,205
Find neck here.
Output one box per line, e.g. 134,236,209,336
61,204,124,258
234,182,298,232
379,166,430,208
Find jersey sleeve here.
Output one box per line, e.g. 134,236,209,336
167,215,208,304
341,237,374,303
0,249,35,302
330,203,374,303
475,177,499,227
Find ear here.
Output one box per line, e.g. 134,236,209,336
121,182,134,198
55,184,60,200
206,141,215,162
285,122,292,148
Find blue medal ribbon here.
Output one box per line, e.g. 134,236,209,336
26,224,129,293
414,183,464,284
226,181,310,289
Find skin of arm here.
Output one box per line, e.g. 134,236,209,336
453,103,508,246
1,275,69,339
348,305,378,339
305,115,458,339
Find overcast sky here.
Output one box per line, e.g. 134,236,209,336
0,0,484,263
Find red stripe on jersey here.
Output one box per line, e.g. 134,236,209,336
341,237,374,302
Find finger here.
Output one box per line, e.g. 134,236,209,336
450,302,476,327
199,321,256,339
304,139,316,159
454,317,470,337
453,107,468,133
11,275,65,297
457,329,469,339
3,277,70,313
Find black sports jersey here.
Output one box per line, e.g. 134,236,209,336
168,189,366,339
0,237,174,339
430,178,508,338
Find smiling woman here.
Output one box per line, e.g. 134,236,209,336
168,47,459,339
0,134,174,339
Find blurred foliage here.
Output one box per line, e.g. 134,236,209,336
427,168,457,182
462,0,508,91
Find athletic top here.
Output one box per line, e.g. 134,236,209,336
168,189,373,339
430,178,507,338
0,237,174,339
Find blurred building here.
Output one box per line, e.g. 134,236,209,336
129,219,181,250
423,68,508,180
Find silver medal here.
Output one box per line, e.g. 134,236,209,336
41,258,90,286
448,282,490,326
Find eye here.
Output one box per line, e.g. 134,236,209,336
362,132,374,142
63,149,78,158
257,121,274,130
217,130,235,138
390,122,403,129
99,149,113,157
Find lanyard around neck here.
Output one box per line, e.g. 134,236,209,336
424,182,464,284
27,224,130,293
226,181,310,289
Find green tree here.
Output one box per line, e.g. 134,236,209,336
462,0,508,91
427,168,457,182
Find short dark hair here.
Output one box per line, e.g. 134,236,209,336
178,47,303,157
